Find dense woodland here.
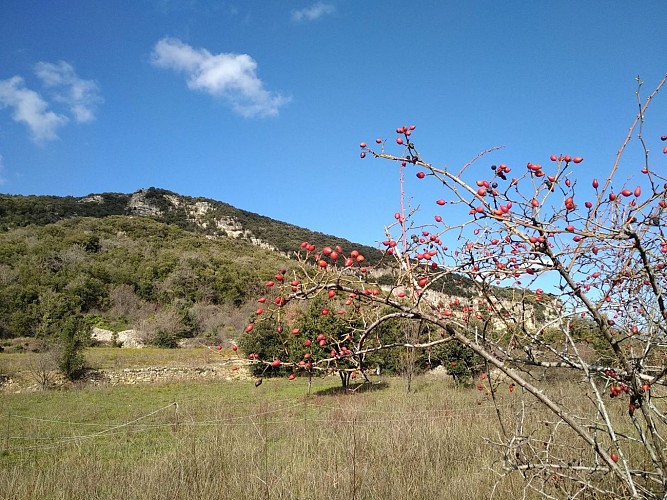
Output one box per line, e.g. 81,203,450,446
0,215,289,344
0,188,577,379
0,188,386,344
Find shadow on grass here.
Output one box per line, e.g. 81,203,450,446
314,380,389,396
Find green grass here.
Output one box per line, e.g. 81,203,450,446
0,375,528,499
84,346,232,369
1,348,647,498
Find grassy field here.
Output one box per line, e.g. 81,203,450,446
0,365,534,499
1,348,640,499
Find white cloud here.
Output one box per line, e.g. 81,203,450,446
151,37,290,118
34,61,102,123
291,2,335,22
0,76,68,142
0,61,101,143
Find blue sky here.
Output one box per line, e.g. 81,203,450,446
0,1,665,248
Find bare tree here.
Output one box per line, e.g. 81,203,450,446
245,75,667,497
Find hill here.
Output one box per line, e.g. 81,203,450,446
0,188,390,346
0,187,383,263
0,188,554,349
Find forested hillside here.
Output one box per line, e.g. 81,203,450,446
0,215,291,343
0,187,383,263
0,189,550,352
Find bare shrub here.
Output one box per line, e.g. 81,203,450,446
245,76,667,497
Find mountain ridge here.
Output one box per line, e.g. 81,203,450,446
0,188,557,347
0,187,384,263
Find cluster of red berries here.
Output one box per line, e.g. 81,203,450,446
299,241,365,269
609,383,629,398
549,155,584,164
359,125,417,157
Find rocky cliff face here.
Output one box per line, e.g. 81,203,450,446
88,188,280,252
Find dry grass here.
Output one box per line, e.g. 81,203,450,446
0,374,535,500
84,346,230,369
1,348,646,498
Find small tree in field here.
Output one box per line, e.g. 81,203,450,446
241,75,667,497
57,316,87,380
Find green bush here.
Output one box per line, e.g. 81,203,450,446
432,340,484,385
57,316,88,380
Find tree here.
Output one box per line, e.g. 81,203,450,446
242,75,667,497
57,315,88,380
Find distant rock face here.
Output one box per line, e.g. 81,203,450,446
182,199,279,252
91,327,145,348
121,189,280,252
128,190,162,217
79,195,104,203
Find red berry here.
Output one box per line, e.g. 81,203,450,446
396,137,404,145
359,142,367,148
416,172,425,179
231,345,238,351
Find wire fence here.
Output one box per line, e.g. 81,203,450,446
1,394,558,457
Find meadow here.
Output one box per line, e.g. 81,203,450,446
1,348,632,499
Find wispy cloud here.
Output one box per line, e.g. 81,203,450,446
151,37,289,118
0,76,68,142
34,61,102,123
291,2,335,22
0,61,101,143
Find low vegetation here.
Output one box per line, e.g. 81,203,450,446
1,364,627,500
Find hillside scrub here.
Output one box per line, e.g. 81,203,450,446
0,216,289,344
